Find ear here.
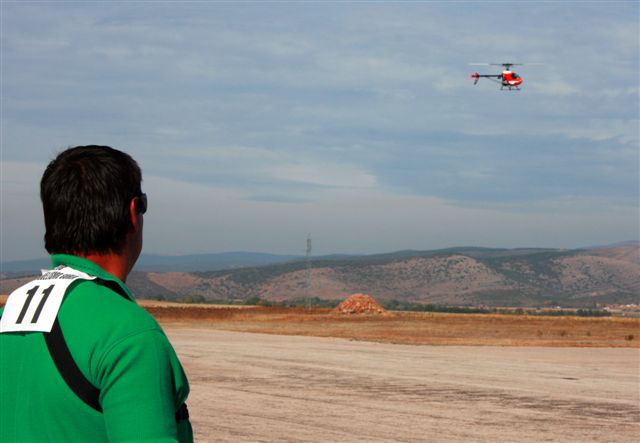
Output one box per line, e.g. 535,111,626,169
129,198,141,233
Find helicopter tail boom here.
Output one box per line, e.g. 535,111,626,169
469,72,502,85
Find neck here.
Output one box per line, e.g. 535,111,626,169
73,230,141,282
79,252,131,282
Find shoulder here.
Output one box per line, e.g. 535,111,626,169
59,279,174,385
60,279,164,349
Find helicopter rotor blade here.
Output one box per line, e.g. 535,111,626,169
470,62,541,67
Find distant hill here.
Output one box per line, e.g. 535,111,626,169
0,251,300,276
2,245,638,308
139,245,639,307
0,257,50,276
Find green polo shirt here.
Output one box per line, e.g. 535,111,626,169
0,254,193,442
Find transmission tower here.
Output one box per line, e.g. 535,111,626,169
305,233,312,309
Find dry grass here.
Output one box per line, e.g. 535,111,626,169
146,304,640,348
2,295,637,347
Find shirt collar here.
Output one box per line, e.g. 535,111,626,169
50,254,134,301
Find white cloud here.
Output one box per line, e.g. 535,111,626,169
1,161,43,197
551,119,639,144
1,159,637,261
1,2,638,260
1,161,46,261
267,162,377,188
529,80,579,96
140,175,640,256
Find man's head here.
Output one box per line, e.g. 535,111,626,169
41,145,145,258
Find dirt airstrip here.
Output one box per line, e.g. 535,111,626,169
146,303,639,442
1,296,638,441
145,303,639,348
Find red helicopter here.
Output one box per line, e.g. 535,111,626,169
469,63,526,90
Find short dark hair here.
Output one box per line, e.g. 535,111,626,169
41,145,143,255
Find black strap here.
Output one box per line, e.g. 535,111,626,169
45,317,103,412
176,403,189,421
0,299,100,410
43,278,189,421
94,278,130,300
42,278,129,413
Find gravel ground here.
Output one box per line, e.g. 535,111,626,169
166,326,640,442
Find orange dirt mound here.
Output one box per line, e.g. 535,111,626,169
335,293,385,314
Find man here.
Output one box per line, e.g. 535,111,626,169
0,145,193,442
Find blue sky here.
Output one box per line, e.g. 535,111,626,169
1,1,638,261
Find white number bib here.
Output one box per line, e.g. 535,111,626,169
0,266,96,333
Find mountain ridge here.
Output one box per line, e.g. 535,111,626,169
142,245,639,307
2,241,636,275
2,244,638,308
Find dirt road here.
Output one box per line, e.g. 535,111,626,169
166,326,640,442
